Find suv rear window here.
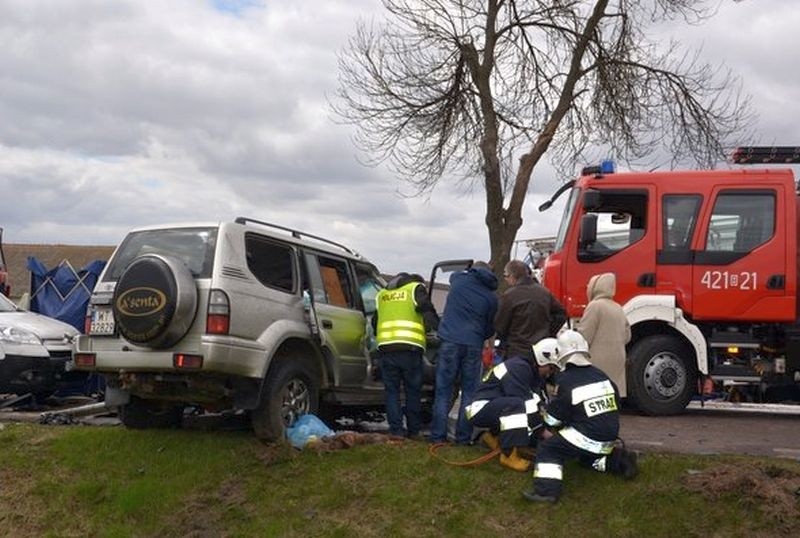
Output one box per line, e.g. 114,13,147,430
103,227,218,281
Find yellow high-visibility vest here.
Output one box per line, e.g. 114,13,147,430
375,282,426,350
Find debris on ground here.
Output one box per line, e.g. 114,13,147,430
683,463,800,527
305,431,406,452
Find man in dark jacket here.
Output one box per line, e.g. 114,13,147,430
495,260,566,366
374,273,439,438
429,261,498,444
522,330,638,503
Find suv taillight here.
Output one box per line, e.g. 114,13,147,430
206,289,230,335
84,305,94,334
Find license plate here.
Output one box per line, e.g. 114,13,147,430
91,307,116,335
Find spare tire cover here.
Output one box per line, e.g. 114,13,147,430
113,254,198,349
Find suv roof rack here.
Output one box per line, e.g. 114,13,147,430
234,217,357,256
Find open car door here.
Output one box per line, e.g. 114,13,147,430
423,259,474,382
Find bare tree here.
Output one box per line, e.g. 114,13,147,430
333,0,752,272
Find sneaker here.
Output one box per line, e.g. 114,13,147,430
521,488,558,503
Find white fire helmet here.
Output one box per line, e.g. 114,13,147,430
556,330,592,367
533,337,560,369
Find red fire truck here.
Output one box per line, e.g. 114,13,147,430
538,147,800,414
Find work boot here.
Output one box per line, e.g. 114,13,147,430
619,448,639,480
500,448,531,472
610,447,639,480
480,431,500,451
521,487,558,503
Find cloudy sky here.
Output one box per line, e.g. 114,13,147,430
1,0,798,276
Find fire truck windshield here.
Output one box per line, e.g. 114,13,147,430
553,187,580,252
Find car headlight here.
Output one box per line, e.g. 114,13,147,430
0,326,43,345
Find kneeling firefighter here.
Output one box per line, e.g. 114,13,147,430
523,330,638,503
464,338,559,472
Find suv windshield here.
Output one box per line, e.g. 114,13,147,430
103,227,218,281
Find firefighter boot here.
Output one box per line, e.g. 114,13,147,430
619,449,639,480
610,447,639,480
521,486,558,504
480,431,500,451
500,448,531,472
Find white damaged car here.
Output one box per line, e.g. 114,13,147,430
0,293,80,397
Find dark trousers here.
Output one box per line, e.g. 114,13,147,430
380,348,423,437
532,433,622,499
469,397,536,451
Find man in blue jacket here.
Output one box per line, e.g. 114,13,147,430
429,261,498,444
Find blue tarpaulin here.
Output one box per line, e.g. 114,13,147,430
27,257,106,332
27,257,107,396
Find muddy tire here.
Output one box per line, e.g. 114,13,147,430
119,396,184,429
112,254,197,349
251,358,320,442
627,335,697,415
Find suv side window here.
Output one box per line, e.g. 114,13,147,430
306,253,356,309
245,233,296,293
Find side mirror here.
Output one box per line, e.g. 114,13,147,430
611,213,630,225
582,189,601,211
579,214,598,248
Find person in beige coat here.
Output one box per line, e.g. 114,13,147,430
577,272,631,397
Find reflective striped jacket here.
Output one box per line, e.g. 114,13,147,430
541,364,620,445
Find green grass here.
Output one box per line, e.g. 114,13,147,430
0,423,798,537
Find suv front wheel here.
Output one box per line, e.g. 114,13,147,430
251,358,320,441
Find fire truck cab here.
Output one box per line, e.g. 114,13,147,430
541,148,800,414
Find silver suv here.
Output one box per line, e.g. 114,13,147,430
73,217,393,440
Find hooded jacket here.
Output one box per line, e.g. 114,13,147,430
437,266,499,347
577,272,631,397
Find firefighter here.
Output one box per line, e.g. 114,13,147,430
464,338,558,472
522,330,638,503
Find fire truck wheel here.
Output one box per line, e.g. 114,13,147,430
627,335,697,415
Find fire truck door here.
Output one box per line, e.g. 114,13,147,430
691,186,790,322
565,188,655,316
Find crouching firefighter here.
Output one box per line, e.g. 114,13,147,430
464,338,559,472
523,330,638,503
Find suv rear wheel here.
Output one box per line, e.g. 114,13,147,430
251,358,320,441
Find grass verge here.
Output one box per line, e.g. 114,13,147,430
0,423,798,537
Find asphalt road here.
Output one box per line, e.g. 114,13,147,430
620,406,800,461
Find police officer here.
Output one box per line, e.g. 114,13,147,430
464,338,558,471
522,330,638,503
375,273,439,438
